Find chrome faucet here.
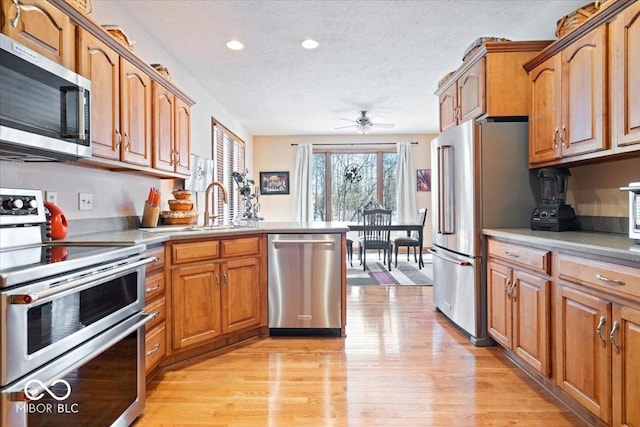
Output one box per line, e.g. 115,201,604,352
203,181,228,226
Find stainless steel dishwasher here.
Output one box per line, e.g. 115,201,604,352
267,233,342,336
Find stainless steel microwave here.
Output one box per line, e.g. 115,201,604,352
621,182,640,242
0,33,91,162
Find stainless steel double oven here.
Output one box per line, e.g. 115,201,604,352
0,188,155,426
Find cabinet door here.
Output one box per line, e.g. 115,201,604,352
152,82,175,172
458,58,485,123
438,83,457,132
1,0,74,68
560,26,608,157
77,29,121,160
487,261,511,348
612,2,640,151
512,270,550,377
612,304,640,427
221,257,261,334
172,263,222,350
174,97,191,175
529,55,562,164
556,283,612,423
120,58,152,167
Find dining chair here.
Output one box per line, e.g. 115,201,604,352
392,208,427,269
358,208,392,271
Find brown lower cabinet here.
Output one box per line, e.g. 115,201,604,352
486,236,640,426
487,240,552,377
169,235,266,353
143,244,167,376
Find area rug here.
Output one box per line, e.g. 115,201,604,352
347,260,433,286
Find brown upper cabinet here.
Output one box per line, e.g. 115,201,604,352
78,30,152,168
525,1,640,167
611,2,640,152
152,82,191,175
436,41,551,132
529,27,608,164
1,0,75,68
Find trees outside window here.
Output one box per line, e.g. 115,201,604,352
313,150,398,221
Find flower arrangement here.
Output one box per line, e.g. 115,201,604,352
231,169,263,221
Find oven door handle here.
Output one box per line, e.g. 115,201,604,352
3,312,155,400
10,257,156,305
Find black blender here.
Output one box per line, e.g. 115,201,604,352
530,168,578,232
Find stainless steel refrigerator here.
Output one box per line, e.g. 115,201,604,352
431,119,535,346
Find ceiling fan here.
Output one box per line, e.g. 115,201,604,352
334,111,396,135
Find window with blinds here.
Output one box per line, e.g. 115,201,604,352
212,118,245,222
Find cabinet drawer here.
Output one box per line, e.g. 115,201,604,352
145,245,165,273
221,236,261,258
487,239,551,275
172,240,220,264
145,324,166,374
145,270,165,301
145,296,166,331
558,254,640,300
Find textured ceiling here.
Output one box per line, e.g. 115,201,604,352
115,0,585,136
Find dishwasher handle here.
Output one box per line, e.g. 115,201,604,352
272,239,336,246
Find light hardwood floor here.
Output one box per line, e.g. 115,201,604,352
137,285,585,426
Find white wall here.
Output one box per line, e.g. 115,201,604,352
253,133,436,246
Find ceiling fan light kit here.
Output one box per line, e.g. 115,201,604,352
334,111,396,135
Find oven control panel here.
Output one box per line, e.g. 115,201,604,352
0,188,46,225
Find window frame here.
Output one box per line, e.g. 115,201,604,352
313,146,396,221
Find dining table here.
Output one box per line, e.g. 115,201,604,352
346,220,425,269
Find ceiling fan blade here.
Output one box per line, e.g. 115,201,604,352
334,124,358,130
370,115,386,122
339,118,356,123
372,123,396,128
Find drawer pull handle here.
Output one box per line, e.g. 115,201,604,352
504,280,511,297
505,251,520,258
510,282,517,300
146,284,161,293
146,344,161,356
215,272,220,290
595,274,626,286
610,321,620,354
596,316,607,348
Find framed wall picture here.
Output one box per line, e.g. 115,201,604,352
417,169,431,192
260,171,290,195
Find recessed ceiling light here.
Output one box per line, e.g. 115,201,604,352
301,39,319,49
226,40,244,50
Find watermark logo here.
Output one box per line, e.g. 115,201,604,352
15,378,79,415
24,379,72,401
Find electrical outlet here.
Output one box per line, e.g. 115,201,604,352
79,193,93,210
45,191,58,205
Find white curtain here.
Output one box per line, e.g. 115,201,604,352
292,144,313,222
396,142,416,222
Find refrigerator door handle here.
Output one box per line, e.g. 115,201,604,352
438,145,455,235
428,248,471,266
